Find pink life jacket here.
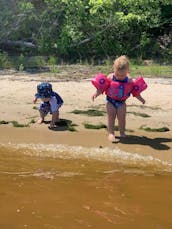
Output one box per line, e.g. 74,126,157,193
91,73,110,92
91,73,147,101
105,79,133,100
132,76,148,96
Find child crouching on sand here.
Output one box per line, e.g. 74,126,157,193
91,55,147,142
33,82,63,129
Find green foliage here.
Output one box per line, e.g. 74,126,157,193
130,63,172,78
26,56,46,69
18,64,24,71
48,56,60,73
18,2,34,11
0,52,11,68
0,0,171,61
18,53,24,71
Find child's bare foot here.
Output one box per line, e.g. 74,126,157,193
49,121,56,129
37,118,44,124
108,134,119,143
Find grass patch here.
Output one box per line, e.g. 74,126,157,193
84,123,134,132
0,120,9,124
90,62,172,78
84,123,107,129
55,119,77,131
140,125,170,132
130,63,172,78
33,106,38,110
127,111,151,118
10,121,29,128
29,119,36,124
128,104,161,110
0,56,171,78
67,124,77,132
0,120,32,127
71,109,105,116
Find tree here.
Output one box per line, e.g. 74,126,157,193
0,0,171,61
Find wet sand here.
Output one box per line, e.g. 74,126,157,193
0,73,172,162
0,72,172,228
0,125,172,163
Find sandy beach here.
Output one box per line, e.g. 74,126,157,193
0,71,172,162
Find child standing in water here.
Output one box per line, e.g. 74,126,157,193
92,55,146,142
33,82,63,129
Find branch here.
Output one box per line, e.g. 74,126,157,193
0,40,37,51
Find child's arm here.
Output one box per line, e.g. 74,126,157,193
53,92,63,105
92,89,102,101
135,94,145,104
33,97,37,103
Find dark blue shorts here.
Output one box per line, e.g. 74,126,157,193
106,96,125,109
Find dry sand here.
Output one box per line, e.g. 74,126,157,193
0,72,172,162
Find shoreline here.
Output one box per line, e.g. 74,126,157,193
0,125,172,163
0,73,172,163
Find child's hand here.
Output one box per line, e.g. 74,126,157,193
92,89,102,101
33,98,37,104
141,98,145,104
136,95,145,104
92,93,97,101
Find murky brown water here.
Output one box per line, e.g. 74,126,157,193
1,146,172,229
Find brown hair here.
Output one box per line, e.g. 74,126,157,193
113,55,129,71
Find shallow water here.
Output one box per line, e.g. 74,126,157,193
1,145,172,229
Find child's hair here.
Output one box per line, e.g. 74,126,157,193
113,55,129,71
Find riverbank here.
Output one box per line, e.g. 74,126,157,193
0,73,172,162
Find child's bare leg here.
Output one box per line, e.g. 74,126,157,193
117,103,126,137
50,111,59,128
106,102,117,142
37,111,45,124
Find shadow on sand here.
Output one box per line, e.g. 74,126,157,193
118,135,172,150
43,119,72,131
